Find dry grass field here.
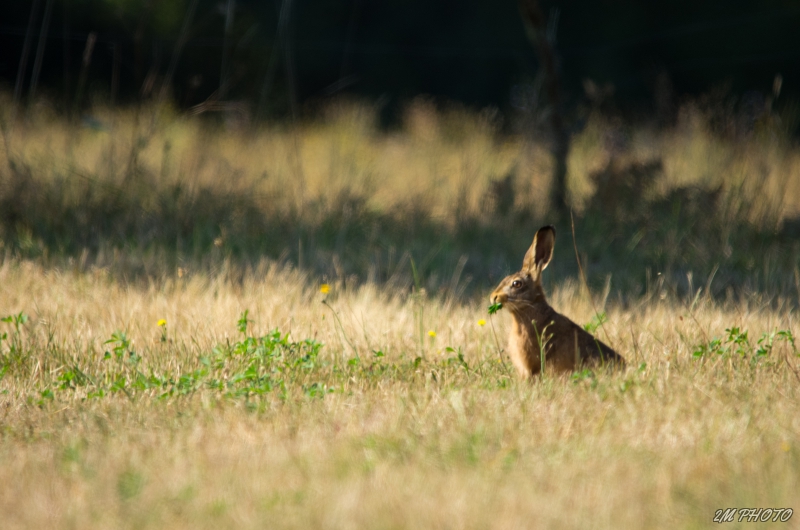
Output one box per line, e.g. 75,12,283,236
1,261,798,529
1,96,799,528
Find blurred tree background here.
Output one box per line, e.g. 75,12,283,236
2,0,799,120
2,0,800,299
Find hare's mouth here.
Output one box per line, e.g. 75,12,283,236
490,293,507,305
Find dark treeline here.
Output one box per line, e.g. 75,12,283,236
1,0,799,121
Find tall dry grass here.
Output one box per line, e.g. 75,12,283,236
0,259,798,529
1,94,799,296
1,94,800,528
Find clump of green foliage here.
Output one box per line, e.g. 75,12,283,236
1,311,506,405
692,326,798,362
583,312,608,334
54,311,329,401
0,311,29,378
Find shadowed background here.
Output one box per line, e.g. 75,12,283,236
3,0,799,111
1,0,799,300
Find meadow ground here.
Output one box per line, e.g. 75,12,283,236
0,260,798,529
1,97,800,528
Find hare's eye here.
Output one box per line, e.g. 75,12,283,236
511,280,522,289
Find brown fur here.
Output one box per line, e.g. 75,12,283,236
490,225,625,378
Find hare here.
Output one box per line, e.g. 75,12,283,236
490,225,624,378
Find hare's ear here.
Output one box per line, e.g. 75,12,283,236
522,225,556,275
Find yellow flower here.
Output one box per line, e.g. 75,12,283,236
477,319,486,326
320,284,330,294
428,330,436,338
157,319,167,327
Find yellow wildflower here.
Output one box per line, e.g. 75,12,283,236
157,319,167,327
477,319,486,326
428,330,436,337
320,284,330,294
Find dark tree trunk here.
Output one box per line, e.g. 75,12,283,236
29,0,55,104
219,0,236,99
134,0,155,93
62,0,71,111
518,0,569,216
13,0,42,115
